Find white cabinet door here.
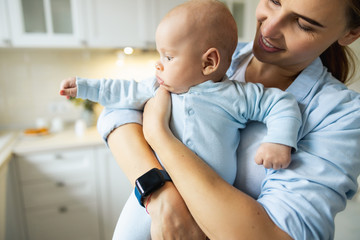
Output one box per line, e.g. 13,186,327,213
7,0,85,47
142,0,187,47
96,147,132,240
25,202,100,240
12,147,101,240
85,0,146,48
0,0,11,47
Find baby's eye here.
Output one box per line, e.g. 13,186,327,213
166,56,173,61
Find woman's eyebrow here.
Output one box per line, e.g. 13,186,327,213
294,13,325,28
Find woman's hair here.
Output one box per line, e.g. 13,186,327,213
320,0,360,83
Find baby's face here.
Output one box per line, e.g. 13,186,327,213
154,13,207,94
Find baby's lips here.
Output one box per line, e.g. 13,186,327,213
156,76,164,85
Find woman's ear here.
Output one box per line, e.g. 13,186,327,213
338,26,360,46
202,48,220,76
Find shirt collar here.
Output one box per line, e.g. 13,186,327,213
286,58,323,104
227,42,254,78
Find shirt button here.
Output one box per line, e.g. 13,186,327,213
188,109,194,115
186,140,193,146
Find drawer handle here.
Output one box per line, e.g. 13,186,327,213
55,154,63,160
56,182,65,187
58,206,68,213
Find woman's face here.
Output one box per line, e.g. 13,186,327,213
254,0,350,71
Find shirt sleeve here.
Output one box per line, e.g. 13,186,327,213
258,88,360,239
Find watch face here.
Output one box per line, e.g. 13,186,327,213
135,168,164,196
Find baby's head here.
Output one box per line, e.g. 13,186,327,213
155,0,238,93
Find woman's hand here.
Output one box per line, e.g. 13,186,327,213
143,86,173,146
147,183,207,240
143,87,207,239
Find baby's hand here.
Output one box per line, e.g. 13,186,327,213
59,77,77,99
254,143,292,169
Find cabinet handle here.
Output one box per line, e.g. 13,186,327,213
56,181,65,187
2,39,11,46
58,206,68,213
80,39,88,46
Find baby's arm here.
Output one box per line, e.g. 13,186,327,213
237,82,302,170
59,77,77,99
59,76,157,110
254,142,292,169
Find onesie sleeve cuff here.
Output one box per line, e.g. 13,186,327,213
262,117,301,151
97,108,143,145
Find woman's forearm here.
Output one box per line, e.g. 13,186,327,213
106,122,207,239
107,123,162,185
149,131,292,240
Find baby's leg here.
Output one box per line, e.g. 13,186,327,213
112,190,151,240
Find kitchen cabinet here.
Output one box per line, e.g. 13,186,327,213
142,0,187,47
222,0,257,42
1,0,257,48
83,0,146,48
6,0,86,47
83,0,187,48
96,147,133,240
0,0,11,47
6,129,132,240
13,148,101,240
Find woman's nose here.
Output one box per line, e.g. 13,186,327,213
155,61,163,71
260,16,284,39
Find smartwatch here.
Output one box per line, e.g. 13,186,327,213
134,168,172,207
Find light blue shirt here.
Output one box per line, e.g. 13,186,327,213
77,75,301,184
97,42,360,240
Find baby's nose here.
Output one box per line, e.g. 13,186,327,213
155,62,163,71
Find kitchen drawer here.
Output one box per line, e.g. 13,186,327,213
16,149,94,182
25,202,100,240
21,177,96,209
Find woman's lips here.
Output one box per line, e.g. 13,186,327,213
259,35,282,53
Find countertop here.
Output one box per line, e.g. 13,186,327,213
12,126,104,155
0,126,104,170
0,132,19,171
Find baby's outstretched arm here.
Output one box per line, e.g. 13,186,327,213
59,77,77,99
254,143,292,169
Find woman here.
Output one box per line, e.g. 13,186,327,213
99,0,360,239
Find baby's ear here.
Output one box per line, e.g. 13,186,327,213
202,48,220,76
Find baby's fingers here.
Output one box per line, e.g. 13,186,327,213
60,77,76,89
59,88,77,98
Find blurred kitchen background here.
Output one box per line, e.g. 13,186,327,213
0,0,359,240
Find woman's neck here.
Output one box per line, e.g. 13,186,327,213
245,57,300,91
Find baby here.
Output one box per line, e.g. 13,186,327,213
60,0,301,239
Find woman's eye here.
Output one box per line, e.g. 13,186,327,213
297,19,313,32
270,0,281,6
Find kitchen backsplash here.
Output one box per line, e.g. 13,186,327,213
0,48,158,130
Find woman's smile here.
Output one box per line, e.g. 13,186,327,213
259,34,282,52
